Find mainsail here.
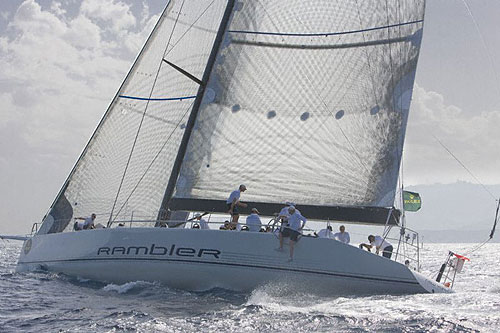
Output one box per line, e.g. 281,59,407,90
38,0,227,234
169,0,426,224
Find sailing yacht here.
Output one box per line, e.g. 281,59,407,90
15,0,451,294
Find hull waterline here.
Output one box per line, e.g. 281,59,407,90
16,228,451,295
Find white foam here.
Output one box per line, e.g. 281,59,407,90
102,281,155,294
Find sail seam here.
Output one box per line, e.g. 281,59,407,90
227,19,423,37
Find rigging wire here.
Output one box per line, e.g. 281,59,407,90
460,0,500,105
490,199,499,239
395,0,407,225
164,0,216,58
111,101,195,222
428,2,500,257
463,198,500,256
431,1,500,202
432,134,497,200
431,134,498,255
108,0,187,226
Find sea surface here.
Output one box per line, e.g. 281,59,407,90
0,241,499,332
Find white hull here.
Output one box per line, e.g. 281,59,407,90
17,228,450,295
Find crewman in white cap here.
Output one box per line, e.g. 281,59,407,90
246,208,262,232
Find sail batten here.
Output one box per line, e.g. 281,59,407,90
118,95,197,101
230,36,412,50
227,19,423,37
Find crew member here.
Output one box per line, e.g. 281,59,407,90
74,213,96,231
226,184,247,228
333,225,350,244
277,202,300,221
316,225,334,239
220,220,231,230
276,201,300,232
246,208,262,232
360,235,393,259
277,206,306,261
194,213,209,230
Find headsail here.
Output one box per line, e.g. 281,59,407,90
170,0,426,224
38,0,228,234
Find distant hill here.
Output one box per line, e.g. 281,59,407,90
418,229,497,243
404,182,500,242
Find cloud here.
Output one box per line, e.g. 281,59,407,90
404,84,500,185
65,14,101,48
1,0,498,236
0,0,158,234
50,1,66,17
1,11,11,21
12,0,67,36
80,0,136,33
140,0,150,26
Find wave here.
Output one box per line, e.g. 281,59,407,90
102,281,158,294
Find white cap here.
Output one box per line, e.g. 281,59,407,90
194,213,201,218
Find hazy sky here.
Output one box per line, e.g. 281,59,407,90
1,0,499,234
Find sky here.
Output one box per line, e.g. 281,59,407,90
0,0,499,234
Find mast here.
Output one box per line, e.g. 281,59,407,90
157,0,236,222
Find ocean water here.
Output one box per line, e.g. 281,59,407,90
0,241,499,332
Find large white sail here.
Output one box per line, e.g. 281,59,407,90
38,0,227,234
172,0,425,222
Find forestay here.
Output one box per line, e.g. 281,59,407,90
172,0,425,223
38,0,227,234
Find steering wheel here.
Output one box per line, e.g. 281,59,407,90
267,218,279,232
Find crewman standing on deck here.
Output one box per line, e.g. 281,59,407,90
277,206,306,261
277,201,300,232
226,184,247,228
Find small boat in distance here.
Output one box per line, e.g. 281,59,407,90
15,0,452,294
